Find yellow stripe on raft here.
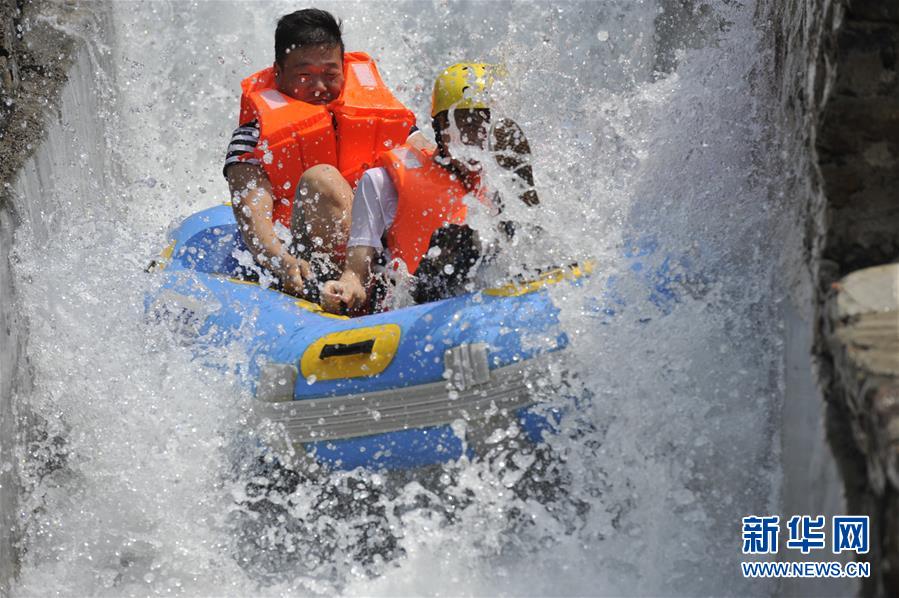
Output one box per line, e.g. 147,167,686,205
225,277,348,319
151,240,177,271
483,261,594,297
294,298,348,320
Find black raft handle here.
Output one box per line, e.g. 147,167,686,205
319,339,376,359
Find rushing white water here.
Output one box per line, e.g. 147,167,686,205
10,1,797,595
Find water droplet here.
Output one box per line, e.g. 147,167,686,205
597,30,609,42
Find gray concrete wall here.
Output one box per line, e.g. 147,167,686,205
0,191,23,598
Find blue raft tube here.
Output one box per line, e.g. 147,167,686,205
148,204,686,472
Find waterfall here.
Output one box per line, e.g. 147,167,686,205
2,1,852,595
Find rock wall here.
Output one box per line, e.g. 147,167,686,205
815,2,899,596
817,3,899,279
756,0,858,595
759,0,899,595
0,1,111,595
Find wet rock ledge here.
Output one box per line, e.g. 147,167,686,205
824,265,899,594
0,0,88,189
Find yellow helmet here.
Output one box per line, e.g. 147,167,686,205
431,63,500,117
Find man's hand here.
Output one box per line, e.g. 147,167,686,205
276,255,313,298
322,245,376,315
321,276,367,315
407,129,438,153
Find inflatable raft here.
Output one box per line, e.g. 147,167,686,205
149,205,685,471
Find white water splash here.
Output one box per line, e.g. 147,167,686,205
12,1,792,596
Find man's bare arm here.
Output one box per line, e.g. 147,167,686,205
492,118,539,207
226,163,310,294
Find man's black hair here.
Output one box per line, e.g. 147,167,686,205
275,8,344,66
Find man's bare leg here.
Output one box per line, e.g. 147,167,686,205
292,164,353,279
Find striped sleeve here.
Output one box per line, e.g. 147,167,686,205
223,120,261,176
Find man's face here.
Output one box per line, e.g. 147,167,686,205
274,44,344,105
435,109,491,176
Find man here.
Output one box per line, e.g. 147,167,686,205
322,63,538,315
224,9,426,297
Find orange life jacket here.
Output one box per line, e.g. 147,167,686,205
239,52,414,227
377,144,470,274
